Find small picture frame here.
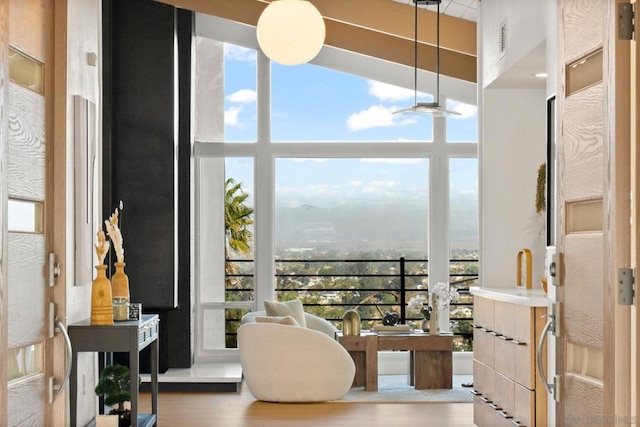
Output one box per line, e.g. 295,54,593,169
129,303,142,321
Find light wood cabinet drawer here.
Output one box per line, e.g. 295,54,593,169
514,336,535,389
474,327,494,368
494,334,515,379
473,359,486,396
472,296,546,427
474,296,494,329
476,395,514,427
513,303,533,343
514,382,535,427
494,373,515,417
474,395,491,427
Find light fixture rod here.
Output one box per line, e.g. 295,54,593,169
413,0,418,108
394,0,459,116
435,0,440,104
413,0,441,107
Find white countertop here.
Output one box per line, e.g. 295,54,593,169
469,286,549,307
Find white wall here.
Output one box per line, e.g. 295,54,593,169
481,0,548,89
481,89,547,288
66,0,102,424
478,1,549,289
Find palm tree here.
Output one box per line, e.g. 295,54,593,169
225,178,254,289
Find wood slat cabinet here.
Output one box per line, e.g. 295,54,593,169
473,295,547,427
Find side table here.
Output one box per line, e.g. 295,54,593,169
336,331,453,391
335,333,378,391
68,314,159,427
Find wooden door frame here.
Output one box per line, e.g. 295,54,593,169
608,0,632,421
46,0,68,424
0,0,9,425
0,0,68,424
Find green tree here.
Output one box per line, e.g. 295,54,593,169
94,364,134,413
225,178,254,289
224,178,254,348
225,178,254,258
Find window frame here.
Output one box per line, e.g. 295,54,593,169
192,28,477,362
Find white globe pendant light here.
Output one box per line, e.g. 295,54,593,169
256,0,326,66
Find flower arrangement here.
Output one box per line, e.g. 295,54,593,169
94,230,110,265
408,282,460,320
104,202,124,263
408,294,432,320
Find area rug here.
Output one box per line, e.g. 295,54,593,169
337,375,474,403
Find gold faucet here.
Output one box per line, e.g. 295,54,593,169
517,249,532,289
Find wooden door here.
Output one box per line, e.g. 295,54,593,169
556,0,633,424
2,0,67,425
556,0,606,424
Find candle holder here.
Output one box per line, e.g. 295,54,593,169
112,297,129,321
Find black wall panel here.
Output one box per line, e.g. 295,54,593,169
104,0,194,370
106,0,177,309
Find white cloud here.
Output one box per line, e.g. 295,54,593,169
346,105,417,131
447,101,477,119
367,80,415,102
225,106,242,127
224,44,257,62
349,180,363,186
226,89,257,104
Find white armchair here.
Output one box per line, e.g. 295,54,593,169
238,322,355,402
241,310,338,337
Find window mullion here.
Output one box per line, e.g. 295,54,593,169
430,115,451,331
254,51,275,309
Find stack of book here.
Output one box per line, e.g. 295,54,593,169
371,324,412,334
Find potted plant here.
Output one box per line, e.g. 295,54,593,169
94,364,136,427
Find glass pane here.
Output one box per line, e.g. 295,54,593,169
446,98,478,143
271,63,434,142
449,158,478,351
199,157,254,304
224,43,257,142
9,48,44,94
449,158,478,260
202,308,225,350
225,158,255,303
225,308,249,349
8,343,43,382
275,158,429,325
8,199,43,233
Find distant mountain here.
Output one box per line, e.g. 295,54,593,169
275,198,478,253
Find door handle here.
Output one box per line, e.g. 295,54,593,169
537,313,557,401
49,317,73,403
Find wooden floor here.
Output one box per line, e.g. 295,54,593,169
139,382,474,427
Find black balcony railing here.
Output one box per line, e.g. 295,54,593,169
223,257,477,351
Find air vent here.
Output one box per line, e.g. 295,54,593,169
498,19,507,58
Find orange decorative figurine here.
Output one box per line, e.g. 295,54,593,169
91,230,114,325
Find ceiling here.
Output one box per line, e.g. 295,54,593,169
159,0,477,83
391,0,546,90
161,0,545,93
391,0,478,22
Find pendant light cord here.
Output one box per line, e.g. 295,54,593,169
435,0,440,106
413,0,418,107
414,0,441,107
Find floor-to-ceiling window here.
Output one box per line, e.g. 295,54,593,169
193,26,477,361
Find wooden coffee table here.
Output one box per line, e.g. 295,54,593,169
336,331,453,391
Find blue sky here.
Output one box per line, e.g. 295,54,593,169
223,44,478,143
221,43,478,246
